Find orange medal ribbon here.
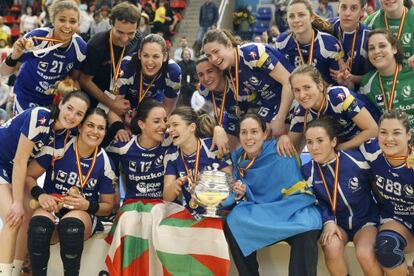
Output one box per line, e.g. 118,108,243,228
32,36,64,44
384,8,407,41
379,64,400,111
238,151,257,178
228,48,240,114
211,81,227,126
138,72,159,104
345,25,359,70
109,30,126,93
295,30,315,65
317,155,340,214
180,139,201,187
384,145,414,169
304,96,327,132
74,138,98,190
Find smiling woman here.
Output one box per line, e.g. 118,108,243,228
359,29,414,129
0,0,87,115
25,107,115,276
0,91,90,276
116,34,182,116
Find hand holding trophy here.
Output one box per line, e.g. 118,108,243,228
193,163,232,217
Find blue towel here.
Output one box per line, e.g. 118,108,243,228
227,139,322,256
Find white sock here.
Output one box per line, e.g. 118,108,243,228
12,260,24,276
0,263,13,276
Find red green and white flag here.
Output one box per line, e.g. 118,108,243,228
105,200,230,276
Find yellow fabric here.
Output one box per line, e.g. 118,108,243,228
256,52,269,68
154,6,166,23
342,94,355,111
281,181,313,197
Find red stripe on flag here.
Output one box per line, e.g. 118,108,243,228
165,209,193,220
122,250,150,276
105,243,123,276
191,254,230,276
192,217,224,229
162,266,174,276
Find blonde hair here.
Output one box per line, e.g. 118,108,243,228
289,64,328,94
50,0,80,23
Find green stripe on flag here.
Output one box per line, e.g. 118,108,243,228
160,217,197,227
122,236,149,269
157,251,214,276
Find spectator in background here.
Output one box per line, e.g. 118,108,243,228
178,48,198,106
275,0,289,32
316,0,335,19
174,36,194,62
262,25,280,47
138,12,151,38
196,0,219,43
90,10,111,37
20,6,39,34
153,0,168,35
95,0,112,11
0,17,11,43
254,35,263,43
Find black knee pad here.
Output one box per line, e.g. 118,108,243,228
28,216,55,276
375,229,407,269
58,217,85,276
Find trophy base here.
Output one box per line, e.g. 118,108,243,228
202,206,222,218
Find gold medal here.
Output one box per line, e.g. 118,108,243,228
189,197,198,209
407,154,414,169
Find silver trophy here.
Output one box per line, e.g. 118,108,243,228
193,163,231,217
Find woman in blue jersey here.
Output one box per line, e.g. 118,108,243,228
330,0,371,89
360,29,414,130
0,0,87,114
163,106,232,219
360,109,414,276
302,117,382,276
278,64,378,156
25,108,115,276
0,91,90,275
107,99,169,201
105,99,170,275
202,29,293,137
276,0,345,85
224,113,321,276
117,33,181,116
195,57,250,154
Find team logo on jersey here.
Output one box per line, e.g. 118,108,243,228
249,51,257,59
136,182,147,193
375,94,384,104
38,117,46,125
38,62,48,72
403,184,414,197
128,88,138,96
402,86,411,98
154,155,164,167
56,170,68,182
249,77,259,86
65,63,74,72
129,161,137,172
348,177,360,191
336,93,345,101
402,33,412,45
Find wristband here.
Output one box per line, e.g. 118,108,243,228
5,54,19,67
86,200,100,214
31,186,46,200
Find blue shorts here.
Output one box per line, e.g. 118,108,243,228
339,216,379,241
0,161,12,185
380,209,414,236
